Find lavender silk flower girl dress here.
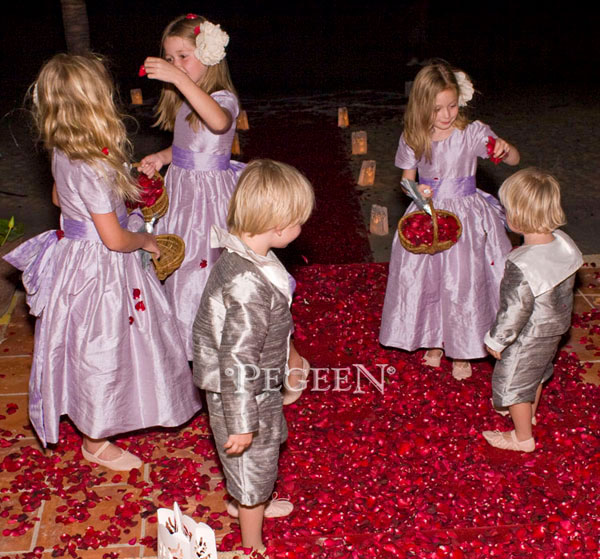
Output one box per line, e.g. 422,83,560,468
380,121,512,359
4,150,202,446
156,90,245,360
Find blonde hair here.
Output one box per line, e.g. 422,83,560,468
227,159,315,236
32,53,138,201
404,60,470,162
499,168,567,234
154,15,237,132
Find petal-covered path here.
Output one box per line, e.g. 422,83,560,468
1,261,599,559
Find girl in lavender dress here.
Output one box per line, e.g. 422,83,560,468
379,60,520,380
139,14,245,360
4,54,202,471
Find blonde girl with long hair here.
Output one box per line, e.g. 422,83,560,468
379,60,520,380
139,13,245,360
4,53,202,471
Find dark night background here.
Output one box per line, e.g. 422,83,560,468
1,1,597,113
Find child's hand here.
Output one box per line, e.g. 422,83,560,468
143,56,186,86
224,433,253,455
485,344,502,360
140,233,160,258
139,153,164,177
417,184,433,198
491,138,512,162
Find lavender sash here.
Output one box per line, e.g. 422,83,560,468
3,213,129,316
420,176,477,199
172,145,231,171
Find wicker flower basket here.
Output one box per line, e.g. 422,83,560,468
141,189,168,222
131,164,169,222
397,200,462,255
152,234,185,281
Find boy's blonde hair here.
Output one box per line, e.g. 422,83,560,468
154,15,237,132
499,168,567,234
227,159,315,236
32,53,138,201
404,60,469,163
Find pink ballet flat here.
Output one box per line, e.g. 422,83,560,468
226,493,293,518
283,357,310,406
482,429,535,452
423,349,443,368
81,441,142,471
452,360,472,380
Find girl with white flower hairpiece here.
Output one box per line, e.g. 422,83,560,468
139,13,245,360
380,60,520,380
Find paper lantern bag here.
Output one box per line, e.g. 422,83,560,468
157,501,217,559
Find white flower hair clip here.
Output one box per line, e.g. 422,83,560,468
194,21,229,66
454,71,474,107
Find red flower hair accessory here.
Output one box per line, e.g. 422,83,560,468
194,25,201,36
185,13,198,19
101,147,109,156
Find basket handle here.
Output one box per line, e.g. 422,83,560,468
427,199,440,244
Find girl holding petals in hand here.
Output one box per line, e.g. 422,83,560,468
4,54,201,471
380,60,520,380
139,14,245,359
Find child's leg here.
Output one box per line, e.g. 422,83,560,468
238,503,266,549
287,340,307,390
531,383,543,418
509,402,534,441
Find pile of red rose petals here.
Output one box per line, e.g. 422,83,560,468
126,171,164,210
2,263,600,559
486,136,503,165
401,212,461,247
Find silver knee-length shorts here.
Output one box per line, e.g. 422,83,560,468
206,390,287,506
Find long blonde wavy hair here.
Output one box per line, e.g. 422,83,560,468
32,53,138,201
154,15,238,132
404,60,470,163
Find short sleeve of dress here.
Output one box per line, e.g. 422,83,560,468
394,133,418,170
211,90,240,121
468,120,498,160
78,162,119,215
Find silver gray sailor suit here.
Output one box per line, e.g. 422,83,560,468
193,226,292,506
484,230,583,408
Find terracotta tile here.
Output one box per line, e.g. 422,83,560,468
36,545,147,559
572,295,593,314
35,484,149,549
580,362,600,386
0,394,34,438
0,357,31,394
0,302,35,357
576,266,600,294
0,492,41,552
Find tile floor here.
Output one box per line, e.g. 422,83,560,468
1,257,599,558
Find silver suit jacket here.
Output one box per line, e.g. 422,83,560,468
192,227,293,435
485,230,583,352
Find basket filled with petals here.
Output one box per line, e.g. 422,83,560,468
128,165,169,222
398,200,462,255
152,234,185,281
